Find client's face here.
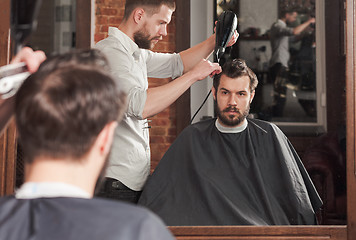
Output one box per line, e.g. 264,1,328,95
214,75,254,127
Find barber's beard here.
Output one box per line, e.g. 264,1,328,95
133,26,160,49
216,101,250,127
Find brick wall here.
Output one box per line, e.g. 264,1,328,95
94,0,177,171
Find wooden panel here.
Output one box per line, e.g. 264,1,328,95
0,0,10,66
346,0,356,239
0,0,14,197
0,122,17,196
169,226,347,240
76,0,91,49
175,0,191,135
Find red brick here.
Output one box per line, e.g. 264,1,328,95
108,16,122,24
150,127,167,136
101,7,118,16
96,16,108,25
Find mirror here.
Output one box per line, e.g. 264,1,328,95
26,0,77,55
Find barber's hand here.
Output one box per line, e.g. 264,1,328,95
227,30,239,47
190,59,222,81
10,47,46,73
213,21,239,47
309,18,316,24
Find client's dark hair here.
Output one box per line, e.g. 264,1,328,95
213,58,258,92
15,49,126,163
123,0,176,20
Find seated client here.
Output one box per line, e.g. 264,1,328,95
138,58,322,226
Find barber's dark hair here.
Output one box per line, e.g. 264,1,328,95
123,0,176,20
280,7,298,17
213,58,258,92
15,49,126,163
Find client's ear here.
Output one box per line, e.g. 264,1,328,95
96,121,118,157
212,87,217,100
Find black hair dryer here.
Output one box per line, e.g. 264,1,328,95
214,11,238,64
11,0,42,54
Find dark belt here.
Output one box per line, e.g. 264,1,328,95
104,178,130,190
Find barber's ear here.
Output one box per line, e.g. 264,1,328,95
133,8,145,24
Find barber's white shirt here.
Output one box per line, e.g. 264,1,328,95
15,182,90,199
95,27,184,191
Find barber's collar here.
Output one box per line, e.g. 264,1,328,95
108,27,141,60
278,19,287,27
215,118,248,133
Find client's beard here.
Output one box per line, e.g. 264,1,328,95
215,101,250,127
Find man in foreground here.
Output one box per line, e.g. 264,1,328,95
138,59,322,225
0,49,174,239
95,0,238,203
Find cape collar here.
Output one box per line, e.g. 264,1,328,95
215,118,248,133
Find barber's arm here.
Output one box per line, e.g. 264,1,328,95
293,17,315,35
0,47,45,135
179,30,238,73
143,58,221,118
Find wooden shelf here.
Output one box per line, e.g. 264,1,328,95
239,35,270,41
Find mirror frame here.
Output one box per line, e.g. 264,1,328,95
0,0,355,238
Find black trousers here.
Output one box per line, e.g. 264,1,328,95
95,178,142,204
269,63,288,117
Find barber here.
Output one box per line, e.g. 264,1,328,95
95,0,238,203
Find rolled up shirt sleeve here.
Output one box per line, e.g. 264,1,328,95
145,50,184,79
99,46,147,120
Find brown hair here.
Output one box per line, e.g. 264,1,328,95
213,58,258,92
15,49,126,163
123,0,176,20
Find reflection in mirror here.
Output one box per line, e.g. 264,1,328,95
26,0,77,55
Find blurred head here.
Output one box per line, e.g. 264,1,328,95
15,49,126,164
212,59,258,127
281,8,298,23
124,0,175,49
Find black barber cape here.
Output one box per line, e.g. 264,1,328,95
0,196,174,240
138,118,322,226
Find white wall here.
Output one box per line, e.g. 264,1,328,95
238,0,277,70
190,0,215,123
